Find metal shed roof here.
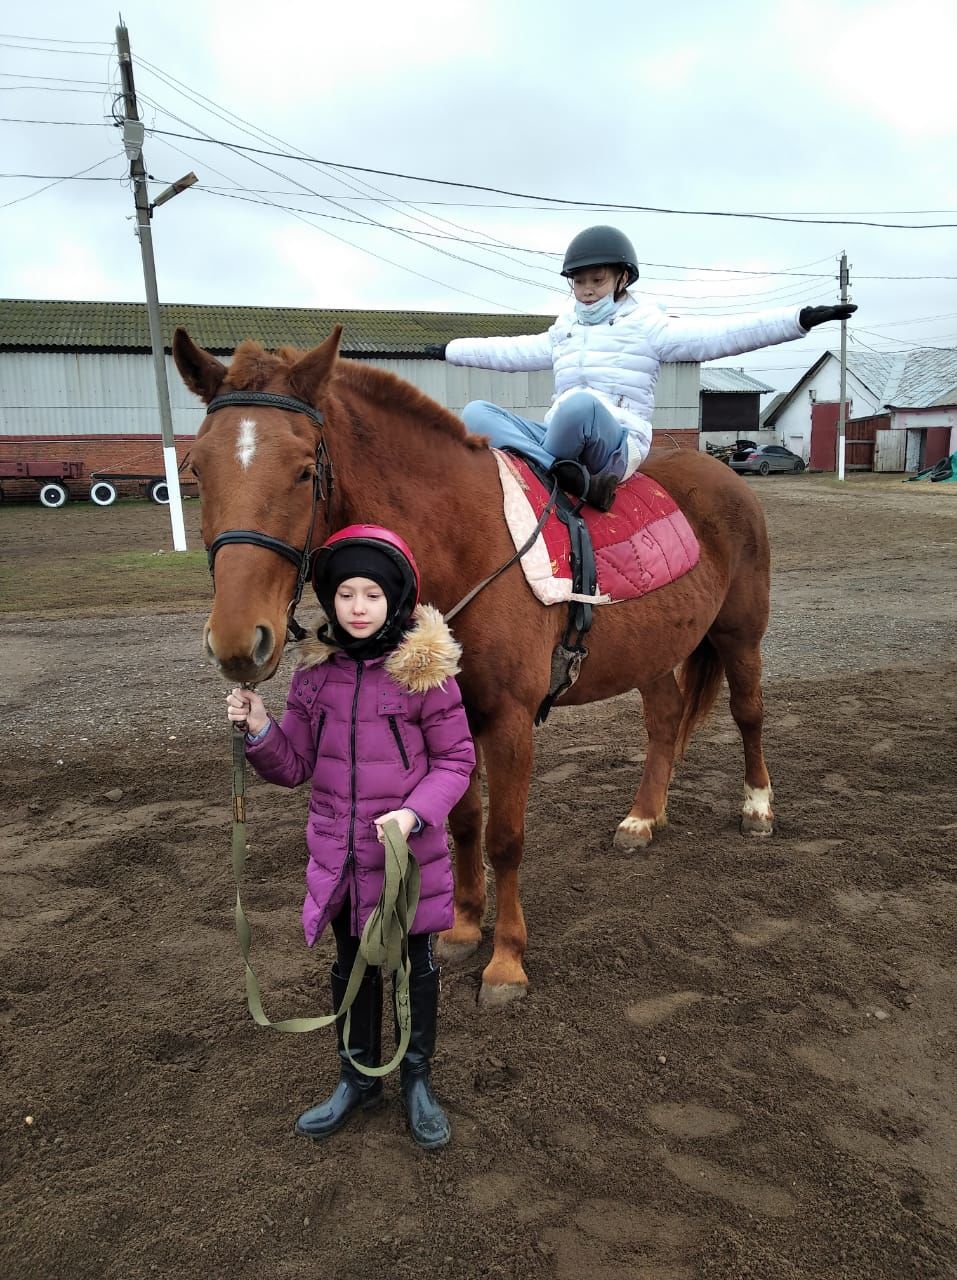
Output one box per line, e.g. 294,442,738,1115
0,299,554,356
699,367,775,393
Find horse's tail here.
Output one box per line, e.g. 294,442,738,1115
676,635,725,758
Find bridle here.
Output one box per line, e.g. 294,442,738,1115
203,390,334,642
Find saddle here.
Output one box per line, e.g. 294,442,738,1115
492,449,700,723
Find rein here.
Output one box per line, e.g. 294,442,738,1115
445,471,559,622
204,391,334,642
232,726,417,1072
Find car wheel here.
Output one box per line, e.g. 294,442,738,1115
793,460,805,472
90,480,118,506
148,480,170,504
39,481,69,508
758,461,770,476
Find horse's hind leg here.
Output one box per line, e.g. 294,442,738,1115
613,671,683,852
436,745,486,964
710,631,774,836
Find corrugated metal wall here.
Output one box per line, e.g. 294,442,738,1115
0,352,700,437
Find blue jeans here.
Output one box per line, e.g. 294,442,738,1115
462,391,628,477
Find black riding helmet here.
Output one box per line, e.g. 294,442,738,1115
561,225,640,286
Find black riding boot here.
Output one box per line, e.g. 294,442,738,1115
552,458,619,513
552,458,590,500
294,965,384,1139
585,470,619,512
396,967,450,1151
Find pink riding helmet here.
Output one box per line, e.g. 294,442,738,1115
312,524,422,609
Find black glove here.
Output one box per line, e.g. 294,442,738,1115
423,342,448,360
799,304,857,330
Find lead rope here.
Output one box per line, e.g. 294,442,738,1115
230,725,418,1075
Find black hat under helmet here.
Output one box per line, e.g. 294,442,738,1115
561,225,639,285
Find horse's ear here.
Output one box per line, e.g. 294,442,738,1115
288,325,343,405
172,326,227,403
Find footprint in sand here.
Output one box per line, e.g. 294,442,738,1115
539,761,581,785
625,991,702,1027
659,1149,795,1218
731,917,799,949
821,772,851,794
793,838,846,856
646,1102,742,1139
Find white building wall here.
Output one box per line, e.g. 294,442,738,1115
771,358,883,461
0,352,701,438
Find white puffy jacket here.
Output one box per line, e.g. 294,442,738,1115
446,294,807,477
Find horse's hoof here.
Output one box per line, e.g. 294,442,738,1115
478,980,528,1009
435,935,480,964
614,816,655,852
741,813,774,838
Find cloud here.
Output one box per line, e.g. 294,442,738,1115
772,0,957,138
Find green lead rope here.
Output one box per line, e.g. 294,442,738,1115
231,729,420,1076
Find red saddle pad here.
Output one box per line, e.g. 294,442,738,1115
493,450,700,606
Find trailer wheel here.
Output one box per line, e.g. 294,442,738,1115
90,480,118,506
148,480,170,505
39,482,70,508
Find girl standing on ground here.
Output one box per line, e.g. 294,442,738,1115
226,525,475,1151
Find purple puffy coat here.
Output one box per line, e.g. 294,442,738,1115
246,605,475,945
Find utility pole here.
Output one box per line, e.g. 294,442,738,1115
116,19,188,550
837,250,850,482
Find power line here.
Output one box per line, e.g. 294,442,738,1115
143,127,957,230
0,152,118,209
0,32,113,44
0,115,114,126
134,61,565,295
0,40,112,56
0,72,106,84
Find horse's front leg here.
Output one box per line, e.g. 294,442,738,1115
478,706,533,1006
614,671,683,851
436,746,486,963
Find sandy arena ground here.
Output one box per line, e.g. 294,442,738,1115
1,473,955,1279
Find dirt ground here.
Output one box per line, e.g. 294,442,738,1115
1,474,955,1280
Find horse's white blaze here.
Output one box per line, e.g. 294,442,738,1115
742,784,773,820
236,417,257,469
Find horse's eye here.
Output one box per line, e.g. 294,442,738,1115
299,468,313,483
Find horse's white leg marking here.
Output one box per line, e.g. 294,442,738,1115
613,814,658,851
236,417,257,469
741,782,774,837
742,784,773,820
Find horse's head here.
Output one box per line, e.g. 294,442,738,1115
173,325,342,682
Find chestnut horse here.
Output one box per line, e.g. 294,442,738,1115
174,325,775,1006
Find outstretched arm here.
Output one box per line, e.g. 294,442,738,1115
440,329,554,373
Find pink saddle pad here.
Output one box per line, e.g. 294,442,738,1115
492,449,700,606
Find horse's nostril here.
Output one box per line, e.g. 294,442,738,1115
252,625,274,668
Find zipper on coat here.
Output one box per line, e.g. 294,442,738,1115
388,715,410,769
314,709,327,754
347,661,364,936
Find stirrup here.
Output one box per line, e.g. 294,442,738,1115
551,459,590,500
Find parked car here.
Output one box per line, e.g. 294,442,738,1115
730,444,805,475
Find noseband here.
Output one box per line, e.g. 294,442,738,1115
203,390,334,642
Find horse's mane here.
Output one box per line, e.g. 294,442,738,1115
226,340,486,451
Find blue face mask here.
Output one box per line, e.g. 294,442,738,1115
575,293,619,325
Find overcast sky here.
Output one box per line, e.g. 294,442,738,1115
2,0,955,395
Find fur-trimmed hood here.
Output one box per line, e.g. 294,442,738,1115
295,603,461,693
